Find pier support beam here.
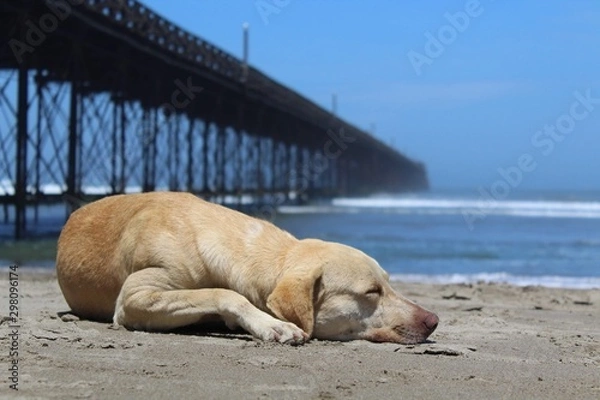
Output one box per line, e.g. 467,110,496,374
142,108,157,192
186,119,195,192
15,65,28,239
66,75,80,211
201,121,209,193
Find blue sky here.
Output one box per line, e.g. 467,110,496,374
143,0,600,192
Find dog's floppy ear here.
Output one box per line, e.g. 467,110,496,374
266,265,323,337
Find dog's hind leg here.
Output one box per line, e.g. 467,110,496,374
113,268,308,344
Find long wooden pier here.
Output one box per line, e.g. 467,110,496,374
0,0,428,238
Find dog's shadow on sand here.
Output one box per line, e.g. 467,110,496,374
57,311,254,341
169,322,255,341
57,311,438,345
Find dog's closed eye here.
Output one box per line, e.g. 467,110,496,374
365,286,383,297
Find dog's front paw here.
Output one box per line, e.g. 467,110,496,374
262,320,308,345
245,316,308,345
233,305,309,344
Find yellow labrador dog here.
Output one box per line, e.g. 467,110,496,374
56,192,438,345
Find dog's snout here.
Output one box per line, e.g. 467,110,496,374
423,313,439,333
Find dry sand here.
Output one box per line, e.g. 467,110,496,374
1,271,598,399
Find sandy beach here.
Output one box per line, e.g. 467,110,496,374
1,271,598,399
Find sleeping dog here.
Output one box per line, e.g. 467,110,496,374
56,192,438,344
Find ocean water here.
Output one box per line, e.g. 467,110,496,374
276,191,600,289
2,190,599,289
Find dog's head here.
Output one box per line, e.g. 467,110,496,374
267,239,438,344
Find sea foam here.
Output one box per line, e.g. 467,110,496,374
390,272,600,289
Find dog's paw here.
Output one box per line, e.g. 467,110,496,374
262,320,308,345
232,304,309,344
246,317,308,345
